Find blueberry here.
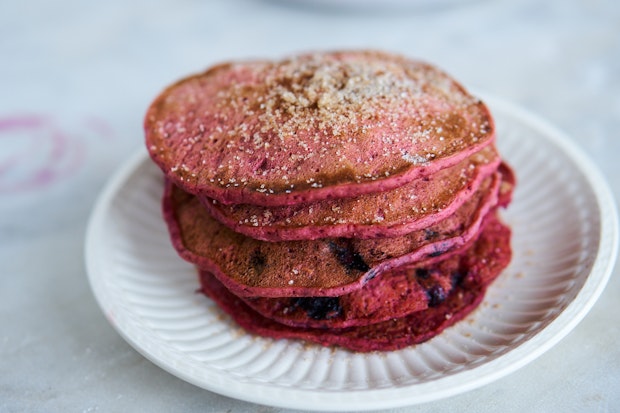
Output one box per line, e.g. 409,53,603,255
426,285,447,307
291,297,343,320
249,248,267,274
424,229,439,240
416,268,430,279
428,250,445,258
328,240,370,273
451,271,466,288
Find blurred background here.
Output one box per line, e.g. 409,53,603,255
1,0,619,411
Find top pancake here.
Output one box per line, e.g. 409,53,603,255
145,50,495,206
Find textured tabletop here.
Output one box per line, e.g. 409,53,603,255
1,0,619,412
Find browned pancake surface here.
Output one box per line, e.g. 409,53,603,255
236,212,511,328
163,173,501,297
200,146,500,240
146,50,495,206
197,215,511,352
200,269,485,352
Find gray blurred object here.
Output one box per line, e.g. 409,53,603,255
270,0,481,12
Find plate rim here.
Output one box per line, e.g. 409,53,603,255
85,94,618,411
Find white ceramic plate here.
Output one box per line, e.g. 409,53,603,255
85,96,618,411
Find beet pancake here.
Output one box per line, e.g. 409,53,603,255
233,212,510,329
199,145,500,241
202,272,485,352
197,216,511,352
162,172,502,298
497,162,516,208
145,50,495,206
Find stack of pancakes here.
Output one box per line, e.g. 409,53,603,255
145,51,514,352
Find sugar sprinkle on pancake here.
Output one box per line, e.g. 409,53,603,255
145,50,495,206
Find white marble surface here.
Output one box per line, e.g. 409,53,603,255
1,0,619,411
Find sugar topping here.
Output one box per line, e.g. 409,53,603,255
145,51,493,201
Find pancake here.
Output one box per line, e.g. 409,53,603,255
235,212,511,329
197,215,511,352
162,172,502,298
199,145,500,241
145,50,495,206
201,271,486,352
497,162,516,207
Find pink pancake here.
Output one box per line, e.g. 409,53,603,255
199,145,500,241
162,172,502,298
146,50,495,206
197,215,511,352
497,162,516,207
234,212,511,328
200,270,487,352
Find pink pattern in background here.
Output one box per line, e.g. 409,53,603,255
0,115,113,193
